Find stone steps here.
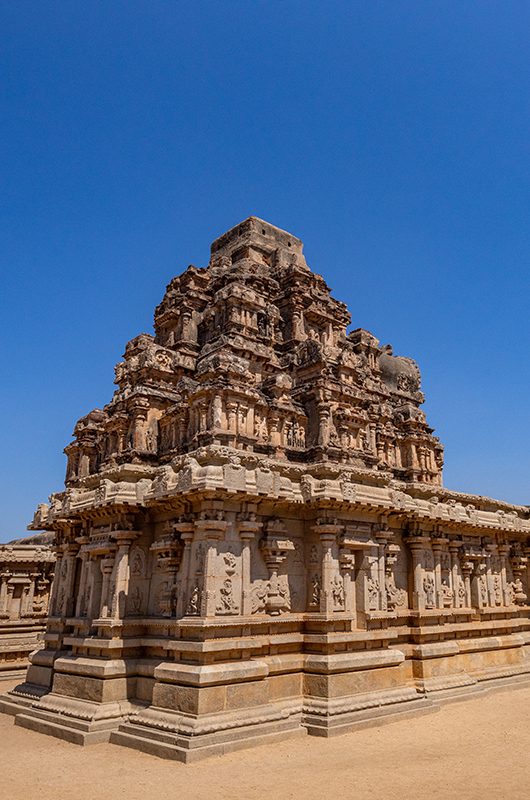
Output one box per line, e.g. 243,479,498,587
110,714,306,763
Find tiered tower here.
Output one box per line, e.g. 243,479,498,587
2,218,529,762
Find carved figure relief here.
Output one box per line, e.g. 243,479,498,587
331,575,345,610
216,578,238,615
130,547,146,578
128,586,143,615
186,584,201,615
310,573,321,607
367,577,380,611
386,574,407,610
423,575,435,608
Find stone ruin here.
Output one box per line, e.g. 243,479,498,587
1,217,529,761
0,533,55,677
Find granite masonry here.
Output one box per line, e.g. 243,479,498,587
0,533,55,677
2,217,529,761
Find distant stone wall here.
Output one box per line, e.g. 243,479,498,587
0,535,55,677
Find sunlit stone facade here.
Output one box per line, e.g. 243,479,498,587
2,218,529,761
0,534,54,677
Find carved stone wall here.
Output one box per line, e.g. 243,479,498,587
0,533,55,677
1,218,528,761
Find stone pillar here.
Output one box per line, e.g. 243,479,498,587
99,555,115,619
238,514,262,616
498,544,511,606
431,538,446,609
173,522,194,617
449,542,462,609
87,556,102,619
49,550,64,616
195,516,228,617
407,536,428,611
357,548,380,614
374,528,389,612
23,574,37,616
132,399,149,451
0,573,9,617
21,583,31,617
471,558,488,610
339,550,356,615
6,583,15,618
62,544,79,618
460,552,473,609
109,532,139,620
315,523,342,614
75,540,89,617
485,545,497,607
259,523,295,615
317,406,330,448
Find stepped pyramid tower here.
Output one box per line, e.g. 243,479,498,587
2,217,529,762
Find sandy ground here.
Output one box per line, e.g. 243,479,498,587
0,679,528,800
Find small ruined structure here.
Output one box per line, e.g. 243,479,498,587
0,533,55,677
2,217,529,761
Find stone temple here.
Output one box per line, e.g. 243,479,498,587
2,217,529,761
0,533,54,677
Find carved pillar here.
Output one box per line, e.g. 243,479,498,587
259,522,294,615
6,583,15,618
23,574,37,616
227,402,237,435
87,556,102,619
75,538,89,617
407,536,429,611
317,406,330,448
498,544,511,606
374,528,389,613
470,553,488,610
131,399,149,451
49,550,64,616
99,555,115,618
109,531,139,620
509,545,528,606
21,584,31,617
431,536,447,609
238,514,262,616
173,522,194,617
484,544,497,607
62,544,79,618
449,541,463,609
195,515,228,617
314,522,342,614
211,395,223,429
459,549,473,609
0,573,9,617
339,549,356,615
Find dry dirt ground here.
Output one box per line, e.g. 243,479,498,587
0,678,528,800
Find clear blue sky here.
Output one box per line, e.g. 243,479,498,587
1,1,529,541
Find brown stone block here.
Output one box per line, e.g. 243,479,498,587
135,676,154,703
268,672,302,701
25,664,53,689
226,679,268,710
304,673,330,698
153,682,226,714
53,673,132,703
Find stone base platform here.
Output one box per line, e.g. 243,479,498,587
111,705,306,763
4,670,530,762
